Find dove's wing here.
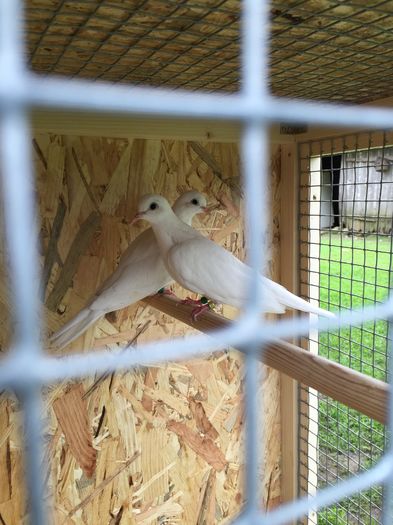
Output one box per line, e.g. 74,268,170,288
97,229,160,293
49,309,104,349
167,236,334,317
167,238,287,313
50,229,172,349
88,227,172,309
50,192,209,350
90,253,170,311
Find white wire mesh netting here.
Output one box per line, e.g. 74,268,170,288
1,1,393,524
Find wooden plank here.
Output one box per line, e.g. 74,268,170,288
143,294,389,425
32,110,295,144
279,143,299,508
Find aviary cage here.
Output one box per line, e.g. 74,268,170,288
0,1,393,525
298,131,393,524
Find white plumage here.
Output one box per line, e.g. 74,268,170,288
134,194,335,318
50,190,208,349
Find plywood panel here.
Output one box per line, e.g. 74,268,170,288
0,135,282,523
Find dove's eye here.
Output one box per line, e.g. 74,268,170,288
191,198,199,205
150,202,158,210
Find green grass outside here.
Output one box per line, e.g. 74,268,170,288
314,232,392,524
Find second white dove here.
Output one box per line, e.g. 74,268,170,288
133,194,335,318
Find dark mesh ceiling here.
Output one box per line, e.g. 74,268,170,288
26,0,393,103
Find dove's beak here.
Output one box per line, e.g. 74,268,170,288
203,204,221,213
130,212,145,225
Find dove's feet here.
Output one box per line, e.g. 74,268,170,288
181,297,203,306
157,287,176,297
181,296,215,321
190,303,210,322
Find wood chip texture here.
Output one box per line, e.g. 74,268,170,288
0,136,282,523
53,384,97,478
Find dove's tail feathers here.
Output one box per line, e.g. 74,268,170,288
283,294,335,318
266,280,335,318
50,309,102,349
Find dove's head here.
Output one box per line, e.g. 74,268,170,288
132,194,174,225
173,190,208,224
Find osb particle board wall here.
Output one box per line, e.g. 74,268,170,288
0,136,281,524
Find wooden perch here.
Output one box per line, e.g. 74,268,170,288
143,294,389,425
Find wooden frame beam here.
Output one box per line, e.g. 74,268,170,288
32,96,393,144
32,110,293,143
144,294,389,425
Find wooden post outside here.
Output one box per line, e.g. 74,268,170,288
305,155,322,523
279,143,299,512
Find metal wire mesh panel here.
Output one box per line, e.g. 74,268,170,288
26,0,242,92
298,131,393,524
3,0,393,524
270,0,393,103
25,0,393,102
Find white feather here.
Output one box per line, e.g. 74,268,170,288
49,191,207,349
137,194,335,319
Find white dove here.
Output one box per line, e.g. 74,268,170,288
49,190,208,349
132,194,335,319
